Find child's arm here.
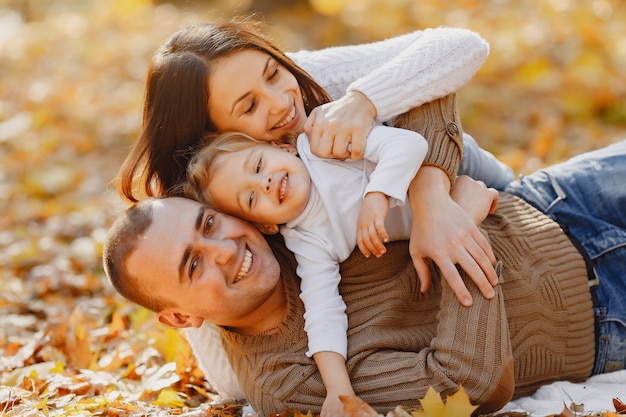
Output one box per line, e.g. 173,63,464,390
356,125,428,257
450,176,499,224
314,351,355,417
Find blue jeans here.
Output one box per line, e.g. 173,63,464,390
504,140,626,375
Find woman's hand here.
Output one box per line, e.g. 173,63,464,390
408,167,498,306
304,91,376,160
450,175,499,225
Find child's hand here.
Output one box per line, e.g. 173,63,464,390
357,192,390,258
321,389,354,417
314,351,355,417
450,176,499,225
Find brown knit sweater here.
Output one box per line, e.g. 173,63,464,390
220,193,595,416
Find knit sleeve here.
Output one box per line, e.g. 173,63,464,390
288,27,489,123
392,94,463,185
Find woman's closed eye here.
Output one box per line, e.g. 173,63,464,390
248,191,255,209
268,67,279,81
244,99,257,114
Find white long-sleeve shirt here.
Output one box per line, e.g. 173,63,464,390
283,125,427,358
287,27,489,122
186,27,489,400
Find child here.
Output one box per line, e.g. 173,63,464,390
185,125,427,416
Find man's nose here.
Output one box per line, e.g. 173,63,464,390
203,238,237,265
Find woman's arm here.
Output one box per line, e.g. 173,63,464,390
290,27,489,160
289,27,489,120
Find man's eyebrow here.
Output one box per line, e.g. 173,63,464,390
178,205,206,284
230,57,271,115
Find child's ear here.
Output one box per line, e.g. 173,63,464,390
271,141,298,155
255,223,280,235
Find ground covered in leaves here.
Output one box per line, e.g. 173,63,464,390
1,0,626,416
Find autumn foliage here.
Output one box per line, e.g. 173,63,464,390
1,0,626,416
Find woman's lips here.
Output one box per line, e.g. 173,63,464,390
273,105,296,129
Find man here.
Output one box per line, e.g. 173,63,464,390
103,173,597,415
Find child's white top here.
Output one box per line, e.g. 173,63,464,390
280,125,427,358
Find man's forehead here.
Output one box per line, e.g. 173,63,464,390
144,198,198,238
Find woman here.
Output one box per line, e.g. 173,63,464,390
118,18,513,305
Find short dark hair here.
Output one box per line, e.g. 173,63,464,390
102,199,168,312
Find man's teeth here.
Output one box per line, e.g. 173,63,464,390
279,176,287,202
235,249,252,282
274,106,295,129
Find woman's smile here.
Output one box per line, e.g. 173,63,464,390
273,104,297,130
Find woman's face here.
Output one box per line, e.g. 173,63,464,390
207,49,307,142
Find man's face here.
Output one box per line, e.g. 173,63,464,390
127,197,281,329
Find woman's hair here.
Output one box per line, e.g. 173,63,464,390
183,132,267,208
118,18,332,203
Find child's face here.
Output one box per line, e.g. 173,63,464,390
207,144,311,227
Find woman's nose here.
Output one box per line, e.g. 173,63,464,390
265,87,289,113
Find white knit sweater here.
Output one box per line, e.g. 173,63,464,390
288,27,489,122
185,26,490,401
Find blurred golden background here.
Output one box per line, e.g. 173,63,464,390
1,0,625,414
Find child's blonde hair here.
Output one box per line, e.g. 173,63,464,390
185,132,268,207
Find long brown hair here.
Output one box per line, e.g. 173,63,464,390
118,18,331,203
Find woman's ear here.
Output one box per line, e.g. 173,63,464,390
157,309,204,329
271,141,298,155
255,223,280,235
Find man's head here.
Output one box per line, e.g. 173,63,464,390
103,197,283,332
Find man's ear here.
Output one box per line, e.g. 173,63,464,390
255,223,279,235
271,141,298,155
157,309,204,329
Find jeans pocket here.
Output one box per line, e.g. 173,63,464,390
593,318,626,375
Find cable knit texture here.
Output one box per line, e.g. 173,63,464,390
288,27,489,121
393,93,463,185
219,194,595,416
